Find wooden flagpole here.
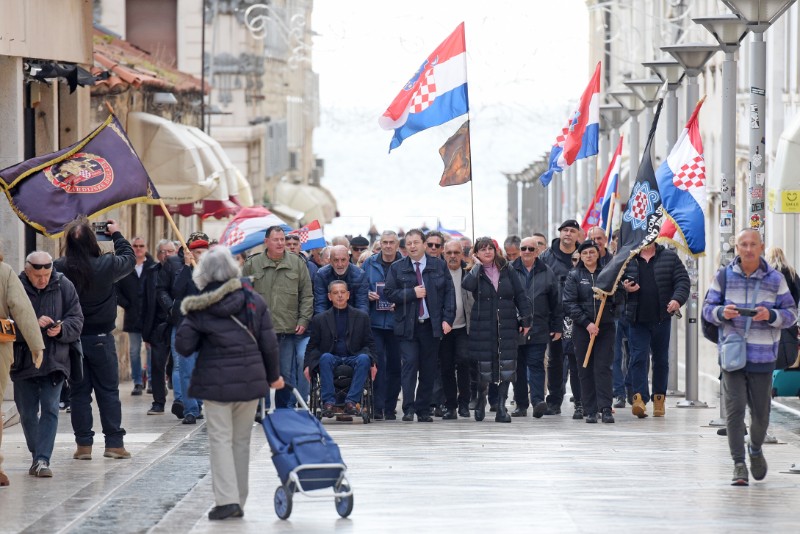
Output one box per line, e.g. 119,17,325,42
582,294,607,368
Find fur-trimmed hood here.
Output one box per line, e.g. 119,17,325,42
181,278,243,315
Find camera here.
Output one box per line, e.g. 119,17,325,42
92,221,112,241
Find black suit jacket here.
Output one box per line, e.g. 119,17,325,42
304,305,376,372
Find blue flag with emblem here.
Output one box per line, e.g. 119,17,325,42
594,99,664,296
0,114,159,237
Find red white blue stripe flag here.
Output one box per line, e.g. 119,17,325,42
219,206,291,255
289,220,326,251
656,98,707,257
379,23,469,152
540,63,601,187
581,135,622,234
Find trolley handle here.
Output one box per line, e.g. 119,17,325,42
266,383,310,415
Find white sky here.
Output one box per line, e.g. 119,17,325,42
311,0,590,240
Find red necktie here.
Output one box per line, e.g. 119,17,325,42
415,261,424,317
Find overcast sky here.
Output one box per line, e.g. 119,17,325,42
311,0,590,240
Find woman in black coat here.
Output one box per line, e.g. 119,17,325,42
176,246,283,521
462,237,531,422
563,240,616,424
766,247,800,368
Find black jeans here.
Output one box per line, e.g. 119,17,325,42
573,323,616,415
149,339,169,407
438,327,470,410
372,327,401,415
70,333,126,448
546,338,565,406
399,320,440,415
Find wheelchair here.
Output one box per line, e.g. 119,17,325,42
309,363,374,424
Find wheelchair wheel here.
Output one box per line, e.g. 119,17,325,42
334,481,354,518
274,485,293,520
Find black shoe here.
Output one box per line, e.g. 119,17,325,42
373,413,385,421
182,414,197,425
417,414,434,422
384,412,397,421
532,401,548,419
474,395,486,422
489,403,498,412
613,396,626,409
572,405,584,420
131,384,144,396
585,413,598,423
511,407,527,417
495,411,512,423
171,401,185,420
146,385,153,395
601,408,615,424
402,410,415,422
433,405,445,417
442,409,458,420
468,397,478,410
208,503,244,520
545,403,561,415
147,404,165,415
458,406,470,418
569,396,574,403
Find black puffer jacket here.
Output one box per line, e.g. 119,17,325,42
176,278,281,402
563,265,617,329
11,272,83,381
115,256,156,333
511,257,563,345
462,261,531,383
622,244,690,324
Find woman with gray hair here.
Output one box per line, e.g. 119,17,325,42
176,246,283,520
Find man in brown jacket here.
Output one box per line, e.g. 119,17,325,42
0,247,45,486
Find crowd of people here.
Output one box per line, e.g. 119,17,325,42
0,217,797,501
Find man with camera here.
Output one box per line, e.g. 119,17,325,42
54,217,135,460
11,251,84,477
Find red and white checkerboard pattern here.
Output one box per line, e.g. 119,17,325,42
227,228,245,246
410,67,437,113
630,190,649,221
672,156,705,191
296,229,309,243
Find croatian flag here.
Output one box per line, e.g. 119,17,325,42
437,222,464,238
219,206,291,255
379,23,469,152
656,98,707,257
289,220,326,251
581,135,622,234
540,62,601,187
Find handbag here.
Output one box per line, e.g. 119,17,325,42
0,318,16,342
701,267,727,343
69,339,84,384
719,279,760,372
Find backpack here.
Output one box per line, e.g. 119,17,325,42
701,266,727,344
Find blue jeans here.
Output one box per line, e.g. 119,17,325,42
319,353,371,404
127,332,150,386
173,327,200,417
14,375,63,463
627,320,672,404
514,343,548,409
70,333,126,448
170,330,183,404
269,334,309,408
372,328,400,415
613,318,630,398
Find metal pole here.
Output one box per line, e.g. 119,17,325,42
627,113,640,199
677,73,707,409
665,86,683,397
748,32,767,239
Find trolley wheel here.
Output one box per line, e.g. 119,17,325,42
334,481,354,518
274,485,293,520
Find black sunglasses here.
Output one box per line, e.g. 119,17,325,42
520,246,537,252
352,247,368,252
426,243,442,249
27,262,52,270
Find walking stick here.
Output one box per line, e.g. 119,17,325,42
582,294,607,368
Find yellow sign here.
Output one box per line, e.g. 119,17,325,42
768,189,800,213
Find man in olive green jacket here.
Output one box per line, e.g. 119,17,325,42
242,226,313,406
1,252,45,487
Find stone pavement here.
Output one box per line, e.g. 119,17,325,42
2,368,800,533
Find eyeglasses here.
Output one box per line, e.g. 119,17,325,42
133,244,146,248
352,247,367,252
27,262,52,270
426,243,442,249
520,246,537,252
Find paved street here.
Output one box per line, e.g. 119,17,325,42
2,363,800,533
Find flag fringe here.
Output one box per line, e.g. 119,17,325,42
655,212,706,259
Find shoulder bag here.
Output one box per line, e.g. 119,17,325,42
0,318,16,342
719,279,760,372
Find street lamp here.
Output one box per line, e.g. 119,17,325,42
660,42,720,410
609,89,645,199
722,0,797,238
642,58,684,150
624,78,663,134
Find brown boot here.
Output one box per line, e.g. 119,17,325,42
631,393,648,418
73,445,92,460
104,447,131,459
653,394,666,417
0,470,9,487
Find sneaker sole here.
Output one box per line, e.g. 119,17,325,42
35,470,53,478
103,452,131,459
632,405,648,418
73,454,92,460
731,478,749,486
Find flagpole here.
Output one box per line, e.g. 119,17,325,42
583,295,607,367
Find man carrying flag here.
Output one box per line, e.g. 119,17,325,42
656,98,708,256
540,63,601,187
379,23,469,152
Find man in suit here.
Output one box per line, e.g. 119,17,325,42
384,229,456,423
304,280,376,417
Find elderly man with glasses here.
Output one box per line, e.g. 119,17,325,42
11,252,84,478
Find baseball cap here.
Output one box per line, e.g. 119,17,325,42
187,231,210,250
558,219,581,231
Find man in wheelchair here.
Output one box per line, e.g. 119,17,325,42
304,280,377,417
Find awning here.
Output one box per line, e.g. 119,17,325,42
269,203,304,227
127,112,253,219
274,181,337,225
769,111,800,213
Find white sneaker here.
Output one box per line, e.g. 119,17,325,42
34,460,53,478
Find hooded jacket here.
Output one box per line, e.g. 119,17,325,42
540,238,577,296
176,278,281,402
